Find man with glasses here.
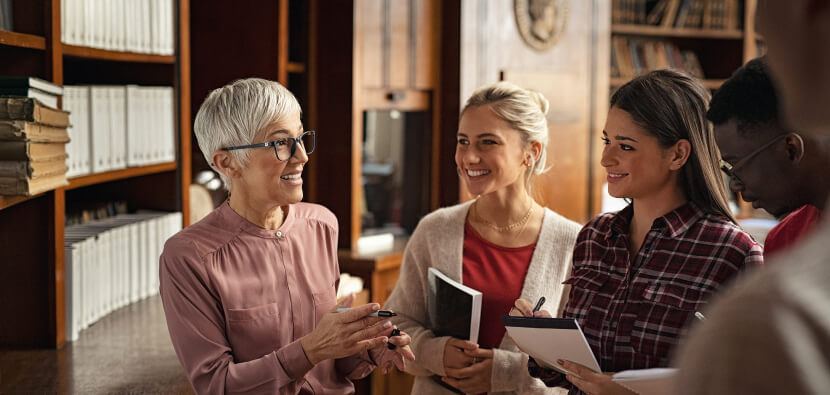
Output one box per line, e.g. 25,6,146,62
675,2,830,392
707,57,829,259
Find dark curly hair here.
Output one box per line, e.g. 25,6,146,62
707,57,780,132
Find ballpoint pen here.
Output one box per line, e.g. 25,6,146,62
533,296,546,313
336,307,398,317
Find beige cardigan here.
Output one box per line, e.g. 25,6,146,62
384,201,581,394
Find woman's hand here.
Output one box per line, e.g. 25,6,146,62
372,326,416,374
559,360,636,395
442,347,494,393
443,337,479,369
300,296,392,365
512,298,552,318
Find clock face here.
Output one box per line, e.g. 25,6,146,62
514,0,570,51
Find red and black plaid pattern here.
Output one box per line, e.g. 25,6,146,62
529,203,763,392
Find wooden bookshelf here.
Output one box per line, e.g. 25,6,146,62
612,24,743,39
67,162,178,190
0,30,47,50
62,44,176,64
0,194,40,211
0,0,191,348
611,0,756,87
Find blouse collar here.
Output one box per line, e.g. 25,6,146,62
218,199,296,239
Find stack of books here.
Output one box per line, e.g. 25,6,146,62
0,85,71,196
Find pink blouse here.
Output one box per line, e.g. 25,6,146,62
159,201,376,394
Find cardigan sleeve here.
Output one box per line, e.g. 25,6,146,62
384,217,452,377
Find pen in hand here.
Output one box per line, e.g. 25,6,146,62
336,307,398,317
695,311,706,321
532,296,546,313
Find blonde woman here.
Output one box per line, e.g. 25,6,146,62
385,81,581,394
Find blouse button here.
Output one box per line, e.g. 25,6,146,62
275,230,283,237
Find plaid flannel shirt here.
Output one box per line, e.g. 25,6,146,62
529,203,763,393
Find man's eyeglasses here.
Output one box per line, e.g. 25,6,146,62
220,130,316,162
719,133,791,180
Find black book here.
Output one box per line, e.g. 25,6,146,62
427,267,482,394
427,267,482,343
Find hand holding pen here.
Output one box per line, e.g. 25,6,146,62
510,296,552,318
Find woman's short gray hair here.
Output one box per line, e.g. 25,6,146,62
462,81,550,190
193,78,301,191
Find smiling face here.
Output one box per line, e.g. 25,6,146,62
601,106,682,200
455,104,531,197
233,109,308,206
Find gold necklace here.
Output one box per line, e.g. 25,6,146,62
474,199,534,233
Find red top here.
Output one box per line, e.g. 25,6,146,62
462,221,536,349
764,204,822,259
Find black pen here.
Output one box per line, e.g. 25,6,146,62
336,307,397,317
532,296,546,313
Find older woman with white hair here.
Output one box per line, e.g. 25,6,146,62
384,81,581,394
159,78,414,394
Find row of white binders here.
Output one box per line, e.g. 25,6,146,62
61,0,175,55
64,211,182,342
62,85,176,178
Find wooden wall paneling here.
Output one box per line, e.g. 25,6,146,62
435,0,461,208
306,0,319,203
413,0,436,90
313,0,359,249
189,0,281,125
278,0,289,85
357,0,384,90
590,0,611,218
387,0,409,89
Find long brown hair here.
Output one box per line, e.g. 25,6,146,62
611,69,736,223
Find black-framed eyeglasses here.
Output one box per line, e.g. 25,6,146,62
719,133,791,181
220,130,316,162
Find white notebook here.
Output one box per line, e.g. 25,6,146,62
613,368,677,395
502,316,600,376
503,316,678,393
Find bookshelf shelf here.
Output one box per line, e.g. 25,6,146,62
66,162,178,190
0,0,191,350
0,30,47,50
62,44,176,64
0,193,40,211
610,76,725,90
612,24,743,40
286,62,306,73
